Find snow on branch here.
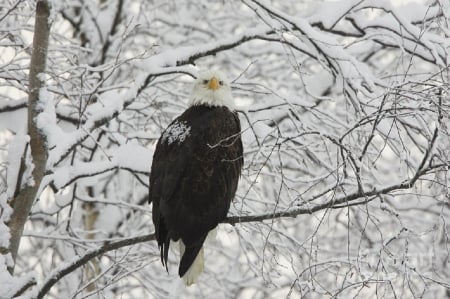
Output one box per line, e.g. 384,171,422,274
0,99,27,114
40,142,151,195
36,233,155,299
243,0,450,115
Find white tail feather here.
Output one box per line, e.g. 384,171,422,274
181,245,204,286
206,227,217,242
178,228,217,286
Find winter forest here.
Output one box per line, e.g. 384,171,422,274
0,0,449,298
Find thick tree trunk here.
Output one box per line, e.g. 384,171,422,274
7,0,51,273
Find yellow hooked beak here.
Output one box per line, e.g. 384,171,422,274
208,77,220,90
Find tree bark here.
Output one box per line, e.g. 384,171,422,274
7,0,51,273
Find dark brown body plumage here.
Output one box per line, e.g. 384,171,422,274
149,105,243,277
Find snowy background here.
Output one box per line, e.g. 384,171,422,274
0,0,449,298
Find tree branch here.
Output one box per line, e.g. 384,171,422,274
37,233,155,299
225,163,446,225
0,100,27,114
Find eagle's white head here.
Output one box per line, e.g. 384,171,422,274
188,70,234,109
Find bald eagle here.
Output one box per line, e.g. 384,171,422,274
149,70,243,285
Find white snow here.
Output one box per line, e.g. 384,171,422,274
36,87,71,155
0,254,35,299
0,194,12,248
0,99,27,134
6,134,29,198
48,143,152,190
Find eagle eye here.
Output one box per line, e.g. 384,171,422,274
202,79,208,84
219,80,224,85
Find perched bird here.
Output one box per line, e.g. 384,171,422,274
149,70,243,285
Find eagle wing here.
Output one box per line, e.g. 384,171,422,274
149,116,194,269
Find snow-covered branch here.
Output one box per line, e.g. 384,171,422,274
35,233,154,299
